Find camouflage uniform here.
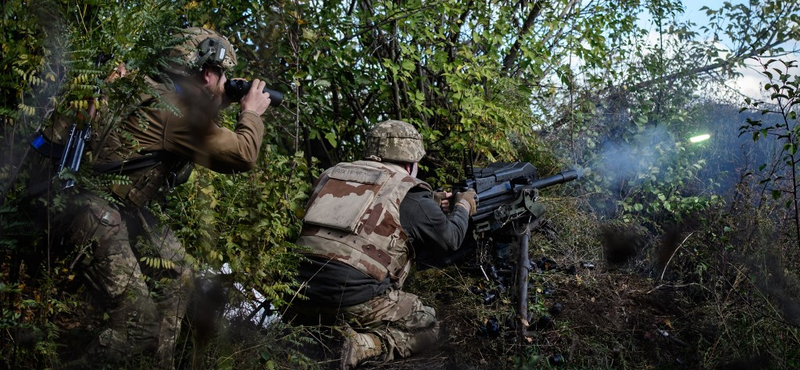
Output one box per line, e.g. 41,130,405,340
56,28,267,369
289,288,440,361
289,120,472,369
64,192,191,367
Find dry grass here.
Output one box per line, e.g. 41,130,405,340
357,196,800,370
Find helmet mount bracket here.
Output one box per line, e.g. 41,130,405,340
196,37,227,69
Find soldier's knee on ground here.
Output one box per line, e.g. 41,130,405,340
382,303,440,358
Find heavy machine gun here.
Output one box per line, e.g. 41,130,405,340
441,162,579,337
458,162,578,233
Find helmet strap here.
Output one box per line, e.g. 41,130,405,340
409,162,418,178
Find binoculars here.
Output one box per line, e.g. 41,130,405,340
224,79,284,107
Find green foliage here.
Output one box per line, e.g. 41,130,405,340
165,147,311,309
740,57,800,246
212,0,656,179
2,1,311,368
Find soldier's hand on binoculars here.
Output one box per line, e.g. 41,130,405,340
240,79,271,116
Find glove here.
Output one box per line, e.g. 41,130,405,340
433,191,448,207
454,189,477,217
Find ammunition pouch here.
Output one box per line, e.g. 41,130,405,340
110,164,169,208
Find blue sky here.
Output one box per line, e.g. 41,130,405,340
683,1,728,23
637,1,730,32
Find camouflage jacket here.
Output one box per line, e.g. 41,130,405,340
93,75,264,207
297,160,430,288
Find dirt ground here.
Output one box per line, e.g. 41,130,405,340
294,260,714,370
296,255,776,370
401,267,696,369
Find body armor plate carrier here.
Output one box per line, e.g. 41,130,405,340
297,160,429,287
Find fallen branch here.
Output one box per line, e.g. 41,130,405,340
660,232,694,281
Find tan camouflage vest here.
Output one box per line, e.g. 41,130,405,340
297,160,429,288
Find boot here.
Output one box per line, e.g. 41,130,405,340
340,329,383,370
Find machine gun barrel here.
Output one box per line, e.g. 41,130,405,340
522,169,580,191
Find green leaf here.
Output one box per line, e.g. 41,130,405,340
325,132,338,148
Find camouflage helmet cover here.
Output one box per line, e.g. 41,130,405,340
364,120,426,163
166,27,237,75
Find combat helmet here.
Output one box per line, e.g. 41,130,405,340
364,120,426,163
165,27,237,75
